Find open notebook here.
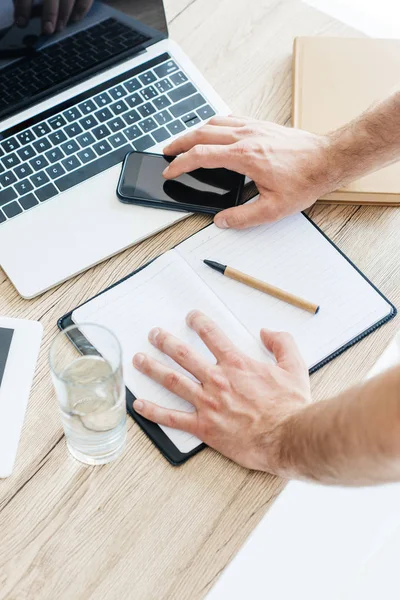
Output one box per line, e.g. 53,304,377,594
61,211,395,463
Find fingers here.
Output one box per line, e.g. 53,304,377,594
42,0,60,34
214,195,280,230
14,0,32,27
163,125,241,157
260,330,308,378
163,144,248,179
56,0,75,31
186,310,238,362
70,0,94,22
132,352,202,407
133,399,197,434
148,327,210,382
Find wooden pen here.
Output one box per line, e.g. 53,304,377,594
203,260,320,315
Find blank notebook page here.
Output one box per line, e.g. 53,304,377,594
177,213,392,369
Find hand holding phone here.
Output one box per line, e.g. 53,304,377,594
117,151,245,215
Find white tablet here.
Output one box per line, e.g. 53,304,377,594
0,317,42,478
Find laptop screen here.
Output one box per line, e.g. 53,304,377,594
0,1,168,121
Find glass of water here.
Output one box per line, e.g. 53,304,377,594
49,323,127,465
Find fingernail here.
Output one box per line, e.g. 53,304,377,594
186,310,199,325
16,17,27,27
43,21,54,35
56,21,65,32
133,353,145,368
149,327,160,344
135,400,144,411
215,217,229,229
162,167,170,177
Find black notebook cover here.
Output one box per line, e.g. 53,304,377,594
58,215,396,466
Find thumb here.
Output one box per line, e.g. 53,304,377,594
214,194,280,229
260,329,308,378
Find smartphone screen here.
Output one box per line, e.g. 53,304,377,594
118,152,244,212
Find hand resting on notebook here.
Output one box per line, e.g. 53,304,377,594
163,89,400,229
14,0,94,34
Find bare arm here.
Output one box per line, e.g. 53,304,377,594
161,90,400,228
132,310,400,486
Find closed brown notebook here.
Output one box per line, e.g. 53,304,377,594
293,37,400,205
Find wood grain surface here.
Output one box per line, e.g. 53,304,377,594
0,1,398,599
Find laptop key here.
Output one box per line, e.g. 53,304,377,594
18,145,36,160
94,92,112,107
109,85,127,100
154,110,173,126
17,130,36,146
170,71,188,86
141,85,158,101
152,127,171,143
110,100,129,116
124,125,142,141
3,201,22,218
170,94,206,119
55,144,132,192
45,147,64,163
46,163,66,179
95,107,113,123
108,117,125,132
14,164,33,179
93,125,111,141
3,153,20,169
49,115,67,130
124,78,142,93
154,60,179,78
133,135,155,152
184,116,201,128
123,109,140,126
109,132,127,148
19,193,38,210
93,140,112,156
63,106,83,122
197,105,216,120
155,78,173,94
15,179,34,195
79,115,98,130
64,123,83,138
153,95,171,111
49,130,67,145
0,187,17,206
139,71,156,85
61,140,80,155
33,139,52,153
0,172,17,187
125,93,144,109
30,155,49,171
79,99,97,114
0,209,6,223
36,182,58,202
32,122,51,137
62,155,81,172
138,102,156,118
77,132,95,147
168,83,197,103
139,117,157,134
77,148,96,164
2,137,20,153
30,171,50,188
166,120,185,135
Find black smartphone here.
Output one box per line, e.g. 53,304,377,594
117,151,245,215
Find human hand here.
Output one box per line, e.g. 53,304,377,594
162,116,336,229
14,0,94,34
132,310,311,473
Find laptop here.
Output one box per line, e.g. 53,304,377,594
0,1,229,298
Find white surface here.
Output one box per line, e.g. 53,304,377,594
303,0,400,38
207,332,400,600
0,38,230,299
0,317,43,478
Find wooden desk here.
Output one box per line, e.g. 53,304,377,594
0,1,398,598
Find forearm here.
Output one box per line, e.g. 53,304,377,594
274,365,400,485
326,89,400,189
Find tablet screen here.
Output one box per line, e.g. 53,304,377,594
0,327,13,387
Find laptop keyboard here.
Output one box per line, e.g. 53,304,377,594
0,18,149,120
0,53,215,227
